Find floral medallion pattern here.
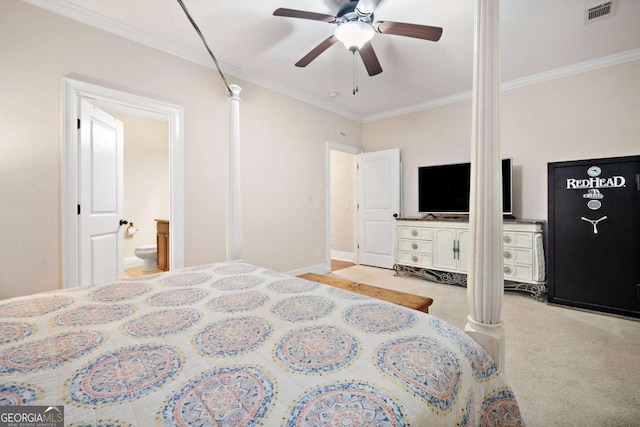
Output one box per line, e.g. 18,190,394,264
67,345,181,406
194,316,272,357
0,321,34,343
0,296,73,317
54,304,135,327
146,288,209,306
159,272,211,287
214,263,259,275
432,318,498,380
272,295,335,322
267,278,319,294
122,309,200,337
0,331,104,374
208,291,269,313
161,366,275,426
286,382,407,426
480,388,524,426
87,282,150,302
211,275,264,291
376,336,461,413
344,303,416,333
275,326,358,374
0,384,40,406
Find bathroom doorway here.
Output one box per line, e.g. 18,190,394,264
90,101,171,278
61,78,184,288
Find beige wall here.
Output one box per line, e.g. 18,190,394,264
112,113,170,259
363,60,640,220
0,0,362,299
330,150,357,256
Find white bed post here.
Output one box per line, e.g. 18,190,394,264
227,84,242,261
465,0,506,371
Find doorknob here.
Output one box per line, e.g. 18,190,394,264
393,213,398,218
119,219,129,226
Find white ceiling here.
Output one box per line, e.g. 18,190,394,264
25,0,640,121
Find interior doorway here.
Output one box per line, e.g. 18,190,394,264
326,142,361,271
61,78,184,288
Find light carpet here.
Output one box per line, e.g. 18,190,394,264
330,265,640,427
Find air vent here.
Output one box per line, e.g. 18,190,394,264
585,1,616,24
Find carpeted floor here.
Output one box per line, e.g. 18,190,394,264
330,265,640,427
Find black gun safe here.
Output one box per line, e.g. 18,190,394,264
548,155,640,318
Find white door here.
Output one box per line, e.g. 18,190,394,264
357,148,401,268
79,99,125,285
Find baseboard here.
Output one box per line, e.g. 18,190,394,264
286,262,331,277
330,250,355,263
124,256,143,268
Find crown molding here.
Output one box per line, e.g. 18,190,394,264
20,0,363,121
363,48,640,123
22,0,638,124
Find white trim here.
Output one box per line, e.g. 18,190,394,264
25,0,640,124
325,142,363,272
61,78,184,288
363,48,640,123
285,263,330,277
21,0,363,122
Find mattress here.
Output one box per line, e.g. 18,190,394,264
0,262,524,426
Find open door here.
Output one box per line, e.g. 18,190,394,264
357,148,401,269
78,99,125,285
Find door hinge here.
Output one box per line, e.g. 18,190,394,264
77,204,81,215
77,118,81,129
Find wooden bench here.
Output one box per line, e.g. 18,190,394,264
299,273,433,314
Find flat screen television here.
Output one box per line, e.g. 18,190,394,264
418,158,513,215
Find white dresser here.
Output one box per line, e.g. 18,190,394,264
394,218,546,298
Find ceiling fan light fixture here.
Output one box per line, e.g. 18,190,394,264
334,21,374,51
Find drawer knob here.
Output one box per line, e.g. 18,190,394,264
504,266,512,274
503,251,512,259
411,243,418,250
411,229,418,237
503,235,512,244
412,255,419,262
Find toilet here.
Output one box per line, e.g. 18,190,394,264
134,245,157,272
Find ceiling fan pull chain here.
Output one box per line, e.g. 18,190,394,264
352,51,359,95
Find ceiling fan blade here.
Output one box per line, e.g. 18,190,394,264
273,8,337,23
295,36,338,67
359,42,383,76
374,21,443,41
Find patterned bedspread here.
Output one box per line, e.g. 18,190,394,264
0,262,523,426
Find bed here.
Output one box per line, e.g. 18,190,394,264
0,262,523,426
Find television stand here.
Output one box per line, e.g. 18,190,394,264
394,217,547,300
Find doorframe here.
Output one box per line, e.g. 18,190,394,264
325,141,362,271
61,78,184,288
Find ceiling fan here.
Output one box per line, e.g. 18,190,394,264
273,0,443,77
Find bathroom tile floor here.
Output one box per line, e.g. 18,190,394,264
124,266,162,278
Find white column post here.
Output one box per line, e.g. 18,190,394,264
227,84,242,261
465,0,506,371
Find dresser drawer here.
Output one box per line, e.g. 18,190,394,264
398,239,432,254
503,263,533,281
397,251,432,267
502,232,533,248
503,248,533,264
398,226,433,240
